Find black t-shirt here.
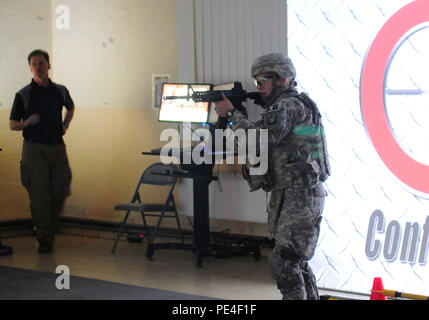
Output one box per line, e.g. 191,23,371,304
10,79,74,145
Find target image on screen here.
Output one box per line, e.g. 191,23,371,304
158,83,211,123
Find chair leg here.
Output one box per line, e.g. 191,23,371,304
150,211,165,244
174,208,185,245
140,211,151,243
112,211,130,254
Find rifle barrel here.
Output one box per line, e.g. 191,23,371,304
163,96,191,100
163,90,261,104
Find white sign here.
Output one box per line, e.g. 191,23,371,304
289,0,429,296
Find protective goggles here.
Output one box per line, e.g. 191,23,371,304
254,76,273,87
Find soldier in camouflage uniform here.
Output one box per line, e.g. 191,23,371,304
214,53,330,300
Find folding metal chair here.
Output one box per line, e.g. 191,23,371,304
111,162,184,254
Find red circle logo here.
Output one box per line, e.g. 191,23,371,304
360,0,429,195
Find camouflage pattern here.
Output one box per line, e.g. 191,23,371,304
268,94,330,189
231,90,329,191
251,52,296,79
228,77,328,300
267,184,325,299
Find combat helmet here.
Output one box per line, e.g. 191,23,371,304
251,53,296,79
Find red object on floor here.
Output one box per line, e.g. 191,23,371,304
370,277,387,300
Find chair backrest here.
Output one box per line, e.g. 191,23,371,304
139,162,178,186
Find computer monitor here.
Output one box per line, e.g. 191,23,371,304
158,83,211,123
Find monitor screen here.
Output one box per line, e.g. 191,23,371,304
158,83,211,123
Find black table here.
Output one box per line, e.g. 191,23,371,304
142,146,217,267
143,145,263,267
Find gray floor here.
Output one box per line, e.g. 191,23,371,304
0,265,220,300
0,234,369,300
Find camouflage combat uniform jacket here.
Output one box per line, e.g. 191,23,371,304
228,87,328,261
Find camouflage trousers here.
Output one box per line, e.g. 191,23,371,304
20,141,72,245
267,183,326,300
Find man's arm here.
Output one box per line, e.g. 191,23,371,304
62,105,75,134
9,92,37,131
215,94,303,150
9,114,40,131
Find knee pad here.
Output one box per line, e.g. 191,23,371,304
269,246,305,290
268,246,301,280
278,260,305,291
268,250,284,280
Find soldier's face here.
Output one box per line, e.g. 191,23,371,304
254,73,275,97
29,55,50,81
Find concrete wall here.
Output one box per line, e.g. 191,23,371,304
0,0,268,237
0,0,53,220
0,0,179,226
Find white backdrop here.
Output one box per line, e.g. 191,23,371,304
289,0,429,295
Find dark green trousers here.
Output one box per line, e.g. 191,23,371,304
20,141,72,245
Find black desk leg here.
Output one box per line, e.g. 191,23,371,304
193,173,211,267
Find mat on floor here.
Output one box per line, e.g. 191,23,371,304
0,265,218,300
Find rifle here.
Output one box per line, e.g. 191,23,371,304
163,81,262,126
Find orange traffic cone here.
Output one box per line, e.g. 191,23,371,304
370,277,387,300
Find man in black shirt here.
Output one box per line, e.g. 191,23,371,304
9,49,75,253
